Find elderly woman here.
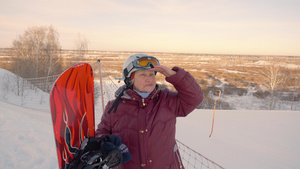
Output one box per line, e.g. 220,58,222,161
96,54,203,169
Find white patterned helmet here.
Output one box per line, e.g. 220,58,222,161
122,53,159,88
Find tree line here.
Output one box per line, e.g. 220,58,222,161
7,25,88,93
10,25,88,79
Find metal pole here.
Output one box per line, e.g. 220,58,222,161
97,59,105,113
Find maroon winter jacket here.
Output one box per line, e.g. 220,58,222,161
96,67,203,169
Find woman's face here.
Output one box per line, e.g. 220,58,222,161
132,69,156,93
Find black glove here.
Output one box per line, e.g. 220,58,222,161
101,135,131,164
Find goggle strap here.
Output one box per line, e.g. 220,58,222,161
149,63,154,68
123,68,129,78
125,62,134,76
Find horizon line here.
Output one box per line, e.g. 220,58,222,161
0,47,299,57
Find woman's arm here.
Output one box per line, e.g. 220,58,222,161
152,66,203,117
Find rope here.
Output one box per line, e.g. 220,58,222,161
209,90,222,137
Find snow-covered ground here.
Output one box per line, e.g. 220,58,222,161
1,101,299,169
0,68,300,169
0,101,58,169
177,110,300,169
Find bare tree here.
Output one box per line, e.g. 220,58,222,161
11,25,63,93
1,73,11,99
290,76,300,110
74,33,88,62
11,25,62,79
259,58,285,110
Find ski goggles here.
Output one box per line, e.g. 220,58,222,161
125,56,160,76
133,56,160,68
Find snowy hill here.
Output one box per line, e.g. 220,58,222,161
0,68,50,112
0,101,58,169
1,101,300,169
0,68,300,169
177,110,300,169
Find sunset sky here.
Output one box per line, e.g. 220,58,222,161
1,0,300,56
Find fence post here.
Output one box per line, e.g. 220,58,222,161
97,59,105,113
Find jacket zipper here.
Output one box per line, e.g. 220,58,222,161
174,144,183,169
140,98,148,168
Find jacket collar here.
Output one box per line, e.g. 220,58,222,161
115,85,159,101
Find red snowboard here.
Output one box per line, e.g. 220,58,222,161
50,63,95,169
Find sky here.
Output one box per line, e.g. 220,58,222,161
1,0,300,56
